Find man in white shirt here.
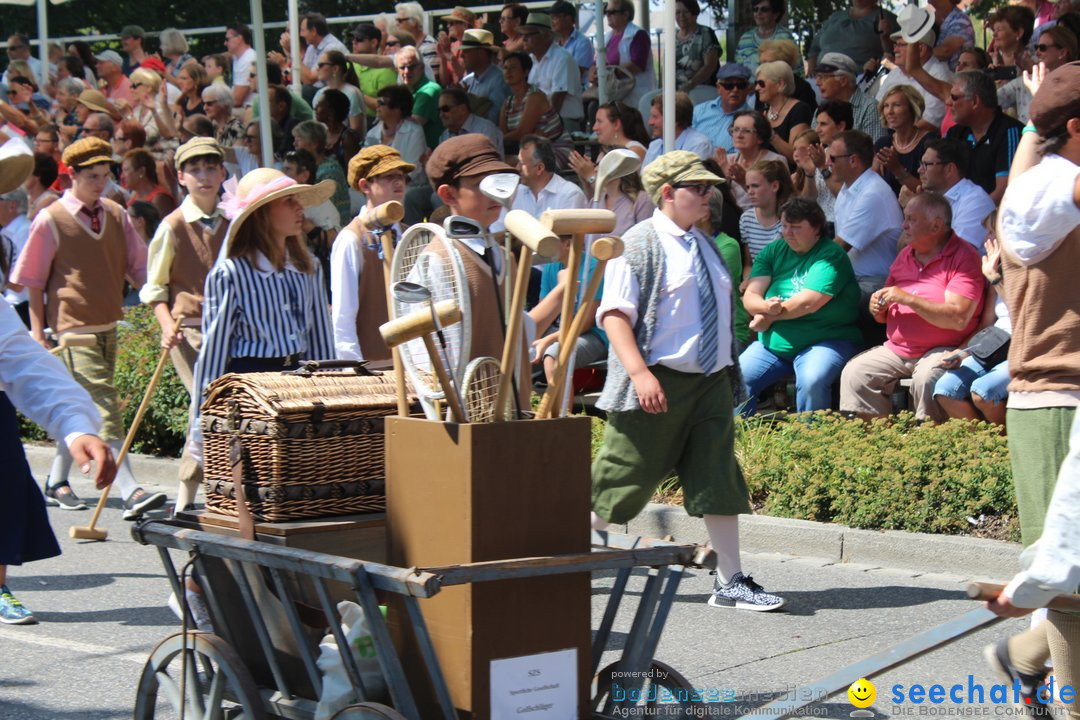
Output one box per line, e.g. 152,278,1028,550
876,10,953,131
643,92,714,168
917,138,995,252
0,188,30,316
513,135,586,217
331,145,413,363
225,23,257,108
517,13,585,133
437,87,505,158
829,130,903,300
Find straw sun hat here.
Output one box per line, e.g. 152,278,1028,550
220,167,335,253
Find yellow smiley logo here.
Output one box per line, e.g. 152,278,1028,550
848,678,876,708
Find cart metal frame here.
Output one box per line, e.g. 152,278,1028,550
132,519,716,719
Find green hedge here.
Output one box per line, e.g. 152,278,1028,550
592,411,1018,542
20,305,190,457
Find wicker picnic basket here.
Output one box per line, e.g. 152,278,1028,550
200,360,412,521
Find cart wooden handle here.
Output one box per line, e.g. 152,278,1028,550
966,582,1080,612
503,210,561,259
70,316,184,541
537,236,623,419
539,209,616,236
379,300,462,348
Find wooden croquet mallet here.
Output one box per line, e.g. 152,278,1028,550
495,211,561,421
540,210,616,372
48,332,97,355
380,300,467,424
537,236,624,419
352,199,410,417
70,316,184,541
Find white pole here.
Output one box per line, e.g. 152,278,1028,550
251,0,274,165
36,0,48,90
594,0,607,106
662,0,674,151
288,0,302,95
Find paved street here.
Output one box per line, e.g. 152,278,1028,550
1,471,1032,719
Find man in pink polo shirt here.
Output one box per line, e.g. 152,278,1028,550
839,192,985,423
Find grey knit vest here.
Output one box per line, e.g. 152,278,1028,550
596,218,747,413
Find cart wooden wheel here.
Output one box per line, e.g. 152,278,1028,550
592,659,705,718
330,703,410,719
133,631,266,720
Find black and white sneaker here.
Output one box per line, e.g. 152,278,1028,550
123,488,168,520
43,482,87,510
983,639,1051,715
708,571,785,612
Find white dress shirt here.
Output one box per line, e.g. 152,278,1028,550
0,300,101,447
1000,154,1080,266
528,44,584,121
330,223,400,361
643,127,715,169
944,178,995,253
511,173,587,218
232,47,257,106
597,209,733,373
835,169,903,279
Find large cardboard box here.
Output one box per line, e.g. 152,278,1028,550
385,416,593,719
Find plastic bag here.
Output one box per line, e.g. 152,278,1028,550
314,600,388,720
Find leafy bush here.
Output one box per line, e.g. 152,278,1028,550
20,305,190,457
589,411,1018,541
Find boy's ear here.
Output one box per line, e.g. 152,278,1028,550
435,183,456,207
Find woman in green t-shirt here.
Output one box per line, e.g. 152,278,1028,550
738,197,861,414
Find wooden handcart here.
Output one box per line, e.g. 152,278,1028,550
131,519,717,720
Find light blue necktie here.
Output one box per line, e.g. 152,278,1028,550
688,233,719,375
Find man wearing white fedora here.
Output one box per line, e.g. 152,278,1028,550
875,5,954,130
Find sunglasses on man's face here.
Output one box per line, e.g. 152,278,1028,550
719,81,749,90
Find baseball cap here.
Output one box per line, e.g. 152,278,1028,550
94,49,123,66
815,52,858,77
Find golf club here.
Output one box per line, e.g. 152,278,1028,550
479,173,520,210
392,281,467,422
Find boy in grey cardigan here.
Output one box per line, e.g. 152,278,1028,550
591,150,784,611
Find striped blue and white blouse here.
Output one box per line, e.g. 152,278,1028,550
190,249,334,434
739,210,783,263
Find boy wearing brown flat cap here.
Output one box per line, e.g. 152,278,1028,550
139,137,228,512
331,145,414,363
11,137,164,519
423,133,531,408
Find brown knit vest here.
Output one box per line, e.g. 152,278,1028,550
44,200,128,333
354,239,391,362
163,209,226,321
1001,224,1080,393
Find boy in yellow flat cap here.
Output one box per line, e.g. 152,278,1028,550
11,137,164,519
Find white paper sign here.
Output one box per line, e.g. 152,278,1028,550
490,648,577,719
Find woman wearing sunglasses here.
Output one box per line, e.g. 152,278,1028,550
754,60,812,162
735,0,797,73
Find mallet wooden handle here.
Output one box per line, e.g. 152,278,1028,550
494,245,533,421
540,209,617,236
503,210,561,260
421,335,466,423
966,582,1080,612
537,237,623,419
380,233,409,417
49,333,96,355
379,300,462,348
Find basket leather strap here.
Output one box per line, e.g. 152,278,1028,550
230,436,256,541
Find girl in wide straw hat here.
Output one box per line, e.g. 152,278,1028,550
186,167,337,462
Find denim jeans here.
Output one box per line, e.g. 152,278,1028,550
739,338,859,415
933,355,1010,404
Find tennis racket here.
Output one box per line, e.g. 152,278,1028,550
460,356,513,423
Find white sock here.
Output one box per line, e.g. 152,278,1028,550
107,440,139,501
46,441,73,488
704,514,740,585
590,512,610,531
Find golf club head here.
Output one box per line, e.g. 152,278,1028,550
593,148,642,204
479,173,520,209
443,214,486,239
392,280,432,304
